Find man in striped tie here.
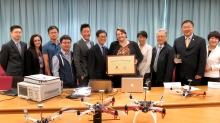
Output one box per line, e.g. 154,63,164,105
0,25,27,76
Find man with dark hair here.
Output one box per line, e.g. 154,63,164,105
52,35,76,88
173,20,206,85
88,30,108,79
42,26,61,76
73,23,94,87
0,25,27,76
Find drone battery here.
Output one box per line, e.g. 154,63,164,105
93,111,102,123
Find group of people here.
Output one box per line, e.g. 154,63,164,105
0,20,220,88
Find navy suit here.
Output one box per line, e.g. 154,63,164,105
88,44,108,79
173,34,206,85
0,40,27,76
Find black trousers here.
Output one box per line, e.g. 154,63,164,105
201,77,219,85
151,70,163,87
78,76,89,87
179,76,201,86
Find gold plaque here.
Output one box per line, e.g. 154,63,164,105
107,55,136,75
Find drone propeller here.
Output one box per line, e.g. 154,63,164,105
60,106,70,111
116,110,127,116
64,110,78,113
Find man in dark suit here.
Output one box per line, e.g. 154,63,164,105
151,29,175,87
88,30,108,79
0,25,27,76
73,23,94,87
173,20,206,86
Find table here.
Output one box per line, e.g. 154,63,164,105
1,86,220,114
0,107,220,123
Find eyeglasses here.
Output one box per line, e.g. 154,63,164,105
98,36,106,39
182,26,193,30
49,32,58,34
61,42,71,44
12,31,22,34
156,36,166,38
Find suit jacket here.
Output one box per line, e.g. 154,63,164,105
73,38,94,77
0,40,27,76
88,44,108,79
151,42,175,82
25,49,45,76
173,34,207,80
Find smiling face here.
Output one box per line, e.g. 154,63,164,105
156,31,167,45
182,22,194,37
60,39,71,52
81,27,91,41
138,35,147,45
33,36,42,49
116,30,127,42
209,37,219,47
96,32,107,46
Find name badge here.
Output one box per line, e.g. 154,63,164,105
163,82,181,89
208,82,220,88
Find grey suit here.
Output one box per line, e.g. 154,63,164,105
0,40,27,76
73,38,94,87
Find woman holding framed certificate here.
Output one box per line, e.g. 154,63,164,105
108,28,143,88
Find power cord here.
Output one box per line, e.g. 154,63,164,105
0,96,17,102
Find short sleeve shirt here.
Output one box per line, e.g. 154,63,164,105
42,41,61,72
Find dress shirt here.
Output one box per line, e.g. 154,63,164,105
82,36,92,49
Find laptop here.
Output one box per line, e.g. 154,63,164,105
1,76,24,96
89,79,112,93
121,77,143,92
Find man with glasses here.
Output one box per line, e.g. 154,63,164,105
173,20,206,86
88,30,108,79
73,23,94,87
52,35,76,88
42,26,61,76
0,25,27,76
150,29,175,87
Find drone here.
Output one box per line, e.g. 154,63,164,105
23,104,72,123
124,88,166,123
170,79,206,98
75,90,127,121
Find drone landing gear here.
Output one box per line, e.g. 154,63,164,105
89,112,120,123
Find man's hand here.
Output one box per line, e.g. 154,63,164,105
81,76,84,80
195,75,202,79
134,59,138,64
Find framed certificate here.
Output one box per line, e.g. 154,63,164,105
107,55,136,75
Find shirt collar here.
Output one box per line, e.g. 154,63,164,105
12,39,20,44
49,40,60,44
81,36,90,43
185,34,193,40
97,42,104,48
61,49,70,55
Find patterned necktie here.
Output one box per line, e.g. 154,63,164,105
153,46,162,72
186,38,190,48
16,42,22,55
